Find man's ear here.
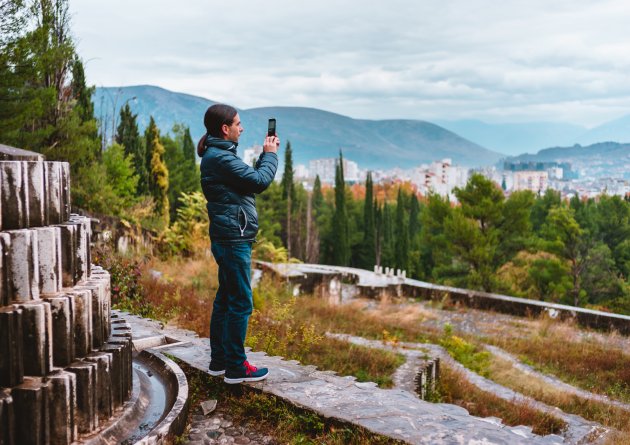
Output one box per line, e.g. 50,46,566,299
221,123,230,137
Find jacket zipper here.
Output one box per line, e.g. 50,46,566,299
238,206,248,237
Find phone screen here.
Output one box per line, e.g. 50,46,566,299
267,118,276,137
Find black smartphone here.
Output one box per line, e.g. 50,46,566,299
267,118,276,137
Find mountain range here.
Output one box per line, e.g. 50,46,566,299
93,85,630,169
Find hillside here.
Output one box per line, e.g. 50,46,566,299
93,86,502,169
508,141,630,179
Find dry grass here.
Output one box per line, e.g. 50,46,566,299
248,278,405,387
486,353,630,437
485,317,630,404
436,365,567,436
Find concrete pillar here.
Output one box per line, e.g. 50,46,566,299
24,162,45,228
0,307,24,388
59,223,76,287
0,233,8,307
85,352,113,421
0,161,26,230
5,229,39,302
74,283,104,350
89,269,111,340
47,371,77,445
101,343,124,408
18,301,53,377
0,389,15,445
65,290,93,358
44,162,63,226
36,226,62,295
68,218,87,283
12,377,50,445
67,361,98,434
44,295,75,367
106,337,132,400
60,162,71,222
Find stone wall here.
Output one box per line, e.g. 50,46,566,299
0,146,133,445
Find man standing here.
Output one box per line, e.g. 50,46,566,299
198,104,279,383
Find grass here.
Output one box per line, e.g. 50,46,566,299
178,361,405,445
247,277,406,387
434,365,566,436
103,249,630,442
484,316,630,404
485,350,630,441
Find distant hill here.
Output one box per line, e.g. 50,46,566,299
436,119,587,156
93,86,502,169
509,141,630,163
507,142,630,179
577,115,630,146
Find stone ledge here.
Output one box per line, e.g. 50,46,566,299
121,311,573,445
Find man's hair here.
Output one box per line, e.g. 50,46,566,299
204,103,237,138
198,104,238,156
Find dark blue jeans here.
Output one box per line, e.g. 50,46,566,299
210,242,253,372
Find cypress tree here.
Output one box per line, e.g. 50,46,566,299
145,118,169,225
182,126,196,165
395,187,409,272
363,171,376,268
281,141,294,255
71,58,95,124
312,175,323,214
281,140,294,200
116,104,147,194
332,152,350,265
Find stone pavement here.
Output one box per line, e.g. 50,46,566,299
184,403,275,445
120,311,591,445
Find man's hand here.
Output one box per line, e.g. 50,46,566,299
263,135,280,153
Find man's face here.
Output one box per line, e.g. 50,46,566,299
223,113,244,142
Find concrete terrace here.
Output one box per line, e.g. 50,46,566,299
123,310,597,445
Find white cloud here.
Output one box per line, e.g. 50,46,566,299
70,0,630,126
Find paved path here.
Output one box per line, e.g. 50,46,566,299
120,312,600,445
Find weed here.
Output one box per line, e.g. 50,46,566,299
439,327,491,377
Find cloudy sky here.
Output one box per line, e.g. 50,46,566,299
70,0,630,127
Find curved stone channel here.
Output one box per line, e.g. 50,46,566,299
326,333,609,445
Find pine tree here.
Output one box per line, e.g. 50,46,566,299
116,103,147,193
332,152,350,265
0,0,99,174
145,117,169,225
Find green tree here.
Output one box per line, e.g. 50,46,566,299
72,143,138,215
394,187,409,272
418,193,453,280
116,103,147,193
0,0,99,174
361,171,376,268
281,141,295,256
145,117,169,226
541,206,589,306
332,152,350,265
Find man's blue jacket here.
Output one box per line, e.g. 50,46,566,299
199,136,278,243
